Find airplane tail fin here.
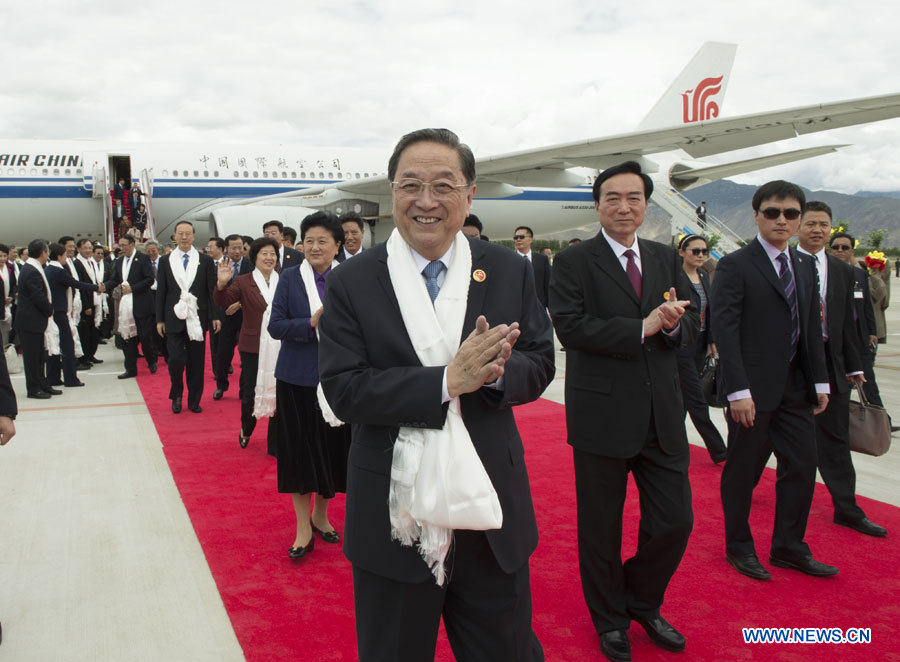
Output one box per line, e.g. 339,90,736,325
637,42,737,130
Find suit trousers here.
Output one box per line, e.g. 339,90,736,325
676,331,727,461
46,311,79,386
19,330,48,395
816,360,866,522
238,351,258,437
123,315,157,375
209,325,220,379
573,419,693,635
166,325,206,406
214,319,241,391
77,314,98,361
352,530,543,662
721,360,817,559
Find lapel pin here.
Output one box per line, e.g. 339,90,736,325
472,269,486,283
663,291,671,301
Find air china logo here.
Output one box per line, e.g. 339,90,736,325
682,76,723,123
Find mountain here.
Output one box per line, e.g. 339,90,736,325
855,190,900,199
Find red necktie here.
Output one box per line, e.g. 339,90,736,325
623,249,642,299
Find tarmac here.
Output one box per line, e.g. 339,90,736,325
1,275,898,660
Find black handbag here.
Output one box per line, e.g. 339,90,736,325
700,356,727,408
848,383,892,456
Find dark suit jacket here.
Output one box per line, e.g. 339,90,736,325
279,246,304,271
1,262,15,321
528,251,551,309
13,263,53,334
104,252,156,318
851,265,877,349
550,234,699,458
0,341,16,419
712,239,827,411
319,238,555,583
46,263,98,313
213,271,268,353
819,254,862,395
156,252,217,331
267,264,321,387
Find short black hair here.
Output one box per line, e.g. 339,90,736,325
58,235,75,245
28,239,47,258
804,200,832,220
0,243,9,254
49,243,66,260
300,210,344,246
76,238,93,248
224,233,243,245
208,237,225,250
283,226,297,243
569,238,582,245
751,180,806,213
248,237,280,265
241,235,253,246
592,161,653,202
387,128,476,186
514,225,534,237
339,211,365,231
262,220,284,234
174,220,194,233
119,234,136,245
463,214,482,232
830,231,856,247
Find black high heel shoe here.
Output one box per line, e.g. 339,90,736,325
238,431,250,448
311,518,340,544
288,534,315,559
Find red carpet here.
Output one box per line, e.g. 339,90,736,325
138,363,900,661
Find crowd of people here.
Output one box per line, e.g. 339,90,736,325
0,129,896,660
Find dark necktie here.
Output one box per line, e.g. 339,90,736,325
232,262,239,281
423,260,445,303
777,253,800,350
623,249,642,299
814,254,827,341
151,259,157,278
182,253,189,269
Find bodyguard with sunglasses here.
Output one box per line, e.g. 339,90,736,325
712,180,834,581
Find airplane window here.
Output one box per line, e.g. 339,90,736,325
263,171,268,178
30,168,36,175
253,171,259,178
282,172,287,179
300,171,306,178
355,173,360,179
364,173,369,178
163,170,169,176
42,168,49,175
291,171,297,178
243,171,248,177
328,172,334,179
213,171,219,177
233,171,239,177
319,172,325,178
53,169,60,176
173,171,178,177
76,168,82,175
337,172,342,178
204,170,209,177
193,170,199,177
65,168,71,175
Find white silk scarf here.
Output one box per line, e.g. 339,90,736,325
170,248,203,342
252,269,281,419
300,258,343,427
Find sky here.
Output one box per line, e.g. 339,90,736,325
2,0,899,194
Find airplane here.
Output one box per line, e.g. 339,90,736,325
2,41,899,253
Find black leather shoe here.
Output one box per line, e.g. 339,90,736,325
726,553,771,580
599,630,631,662
43,387,62,395
288,535,315,559
65,381,85,387
89,357,103,364
239,431,250,448
213,389,224,401
631,614,685,652
117,372,137,380
891,425,900,433
311,519,340,543
76,361,91,371
172,397,182,414
834,515,888,537
148,362,157,374
769,554,838,576
189,404,202,414
27,392,52,399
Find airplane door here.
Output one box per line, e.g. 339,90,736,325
109,155,132,190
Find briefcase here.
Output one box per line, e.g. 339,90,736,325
848,383,891,457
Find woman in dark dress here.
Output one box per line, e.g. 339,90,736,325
676,234,727,463
267,212,349,559
213,237,280,448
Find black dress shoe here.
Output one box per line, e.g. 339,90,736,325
239,431,250,448
599,630,631,662
64,381,85,387
98,339,108,344
288,535,315,559
311,519,340,543
189,404,202,414
631,614,686,652
213,389,224,401
890,425,899,433
172,397,182,414
769,554,839,576
89,357,103,364
726,553,771,580
43,387,62,395
27,391,52,399
118,371,137,379
148,362,157,374
76,361,91,371
834,515,888,537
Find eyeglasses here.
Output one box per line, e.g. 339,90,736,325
391,178,469,198
831,245,853,252
513,234,530,241
759,207,802,220
689,248,710,256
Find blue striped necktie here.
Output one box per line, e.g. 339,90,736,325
777,253,800,350
182,253,189,269
423,260,445,303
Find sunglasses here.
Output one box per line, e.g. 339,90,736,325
513,234,529,240
689,248,709,256
831,245,853,252
759,207,802,220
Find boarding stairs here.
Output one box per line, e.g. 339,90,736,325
651,187,744,257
